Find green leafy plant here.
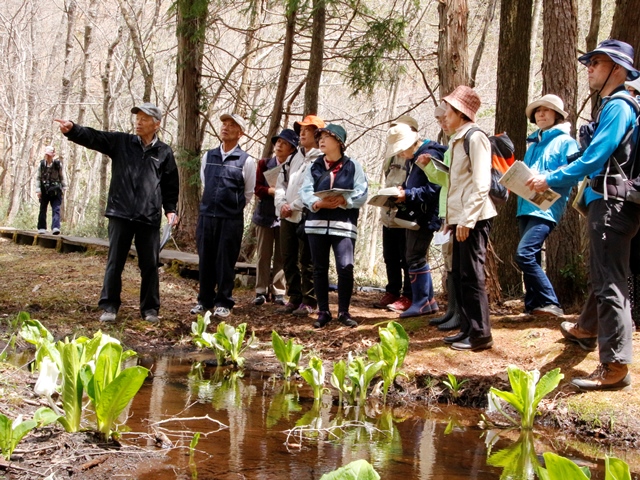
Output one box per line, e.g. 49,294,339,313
19,314,59,370
80,341,149,440
443,373,468,399
271,330,304,380
319,458,380,480
486,430,540,480
488,365,564,429
191,313,255,368
347,354,384,406
299,356,327,401
0,414,37,460
367,321,409,403
330,358,352,406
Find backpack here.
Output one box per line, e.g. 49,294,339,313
463,128,515,205
585,92,640,204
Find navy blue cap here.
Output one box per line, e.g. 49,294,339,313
271,128,299,149
578,39,639,80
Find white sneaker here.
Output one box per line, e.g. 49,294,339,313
52,228,61,235
38,229,46,234
213,306,231,318
100,311,117,322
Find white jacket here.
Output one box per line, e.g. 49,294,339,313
446,123,497,228
274,147,322,224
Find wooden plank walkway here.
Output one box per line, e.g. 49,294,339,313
0,227,256,277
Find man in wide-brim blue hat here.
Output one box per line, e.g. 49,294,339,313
526,39,640,391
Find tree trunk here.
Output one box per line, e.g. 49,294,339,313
470,0,498,88
528,0,542,101
541,0,587,308
491,0,534,300
437,0,469,97
65,0,98,225
261,8,296,160
98,27,124,235
235,6,259,119
304,0,325,115
174,0,209,251
118,0,154,102
586,0,602,112
610,0,640,66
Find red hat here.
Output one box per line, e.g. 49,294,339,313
443,86,482,123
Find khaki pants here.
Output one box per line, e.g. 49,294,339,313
255,224,286,295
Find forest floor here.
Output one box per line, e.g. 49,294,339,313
2,236,640,478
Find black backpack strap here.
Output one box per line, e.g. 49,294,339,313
462,126,484,157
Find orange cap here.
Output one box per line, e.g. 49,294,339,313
294,115,325,134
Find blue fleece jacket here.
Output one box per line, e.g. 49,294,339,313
546,87,637,205
518,123,578,223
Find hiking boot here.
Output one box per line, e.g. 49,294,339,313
387,296,412,313
373,292,400,309
276,302,300,314
99,311,117,322
214,306,231,318
560,321,597,351
273,294,286,305
571,363,631,391
253,294,267,306
337,311,357,328
292,303,315,317
532,304,564,317
451,336,493,351
313,311,332,329
190,303,206,315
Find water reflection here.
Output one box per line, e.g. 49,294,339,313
127,358,611,479
486,429,540,480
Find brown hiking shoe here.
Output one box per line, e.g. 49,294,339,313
571,363,631,391
560,321,597,351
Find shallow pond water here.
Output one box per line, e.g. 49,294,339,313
117,354,619,480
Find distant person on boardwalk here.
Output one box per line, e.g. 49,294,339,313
274,115,325,317
439,86,496,352
55,103,179,323
36,145,66,235
384,121,444,319
527,40,640,390
251,129,299,306
190,114,256,319
300,124,368,328
515,94,578,318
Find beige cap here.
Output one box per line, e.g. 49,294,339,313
525,94,568,123
391,114,419,132
385,123,420,158
220,113,247,132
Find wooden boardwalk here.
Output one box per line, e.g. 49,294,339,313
0,227,256,278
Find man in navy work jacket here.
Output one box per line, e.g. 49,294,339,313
190,114,256,319
55,103,179,324
528,40,640,391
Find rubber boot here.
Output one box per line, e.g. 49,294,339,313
400,264,436,318
631,274,640,329
430,273,455,326
437,273,461,331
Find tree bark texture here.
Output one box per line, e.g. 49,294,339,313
174,0,209,250
304,0,325,116
437,0,469,97
541,0,587,308
491,0,533,299
610,0,640,67
470,0,497,88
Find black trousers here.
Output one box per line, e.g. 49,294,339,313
196,215,243,309
99,217,160,317
405,226,435,269
280,219,316,307
307,234,355,313
578,199,640,364
382,226,410,297
451,219,492,342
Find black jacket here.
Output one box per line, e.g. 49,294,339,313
65,124,179,227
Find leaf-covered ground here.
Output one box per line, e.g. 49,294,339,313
2,236,640,477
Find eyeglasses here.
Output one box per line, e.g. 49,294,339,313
586,58,614,69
